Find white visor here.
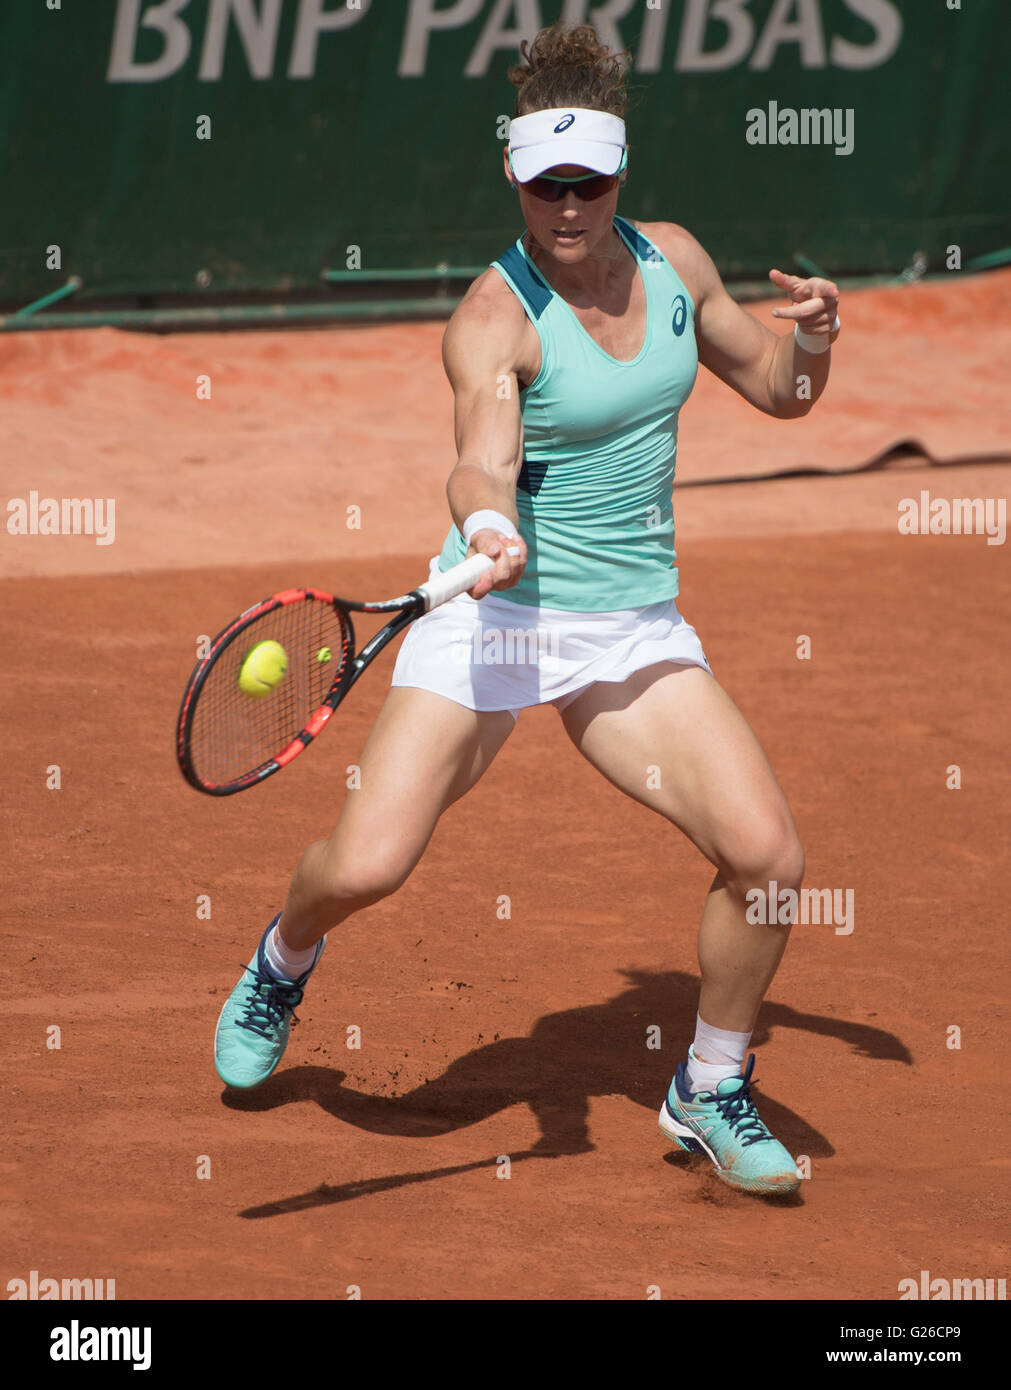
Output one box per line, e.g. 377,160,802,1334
508,107,626,182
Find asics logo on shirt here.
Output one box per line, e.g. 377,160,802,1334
671,295,688,337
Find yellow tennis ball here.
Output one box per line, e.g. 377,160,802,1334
316,646,332,664
237,639,288,698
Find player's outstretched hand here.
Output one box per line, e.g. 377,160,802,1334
768,267,840,337
466,529,527,598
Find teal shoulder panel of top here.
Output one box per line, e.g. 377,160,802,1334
614,214,661,265
493,242,552,320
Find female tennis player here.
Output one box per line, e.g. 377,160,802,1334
214,23,840,1196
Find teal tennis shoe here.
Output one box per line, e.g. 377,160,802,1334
214,915,325,1089
659,1053,800,1195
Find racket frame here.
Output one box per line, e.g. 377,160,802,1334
176,553,496,796
177,587,420,796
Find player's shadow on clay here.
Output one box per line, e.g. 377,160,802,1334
225,968,909,1217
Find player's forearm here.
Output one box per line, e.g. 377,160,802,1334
768,329,834,418
446,460,520,534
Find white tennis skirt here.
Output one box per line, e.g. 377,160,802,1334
391,556,712,720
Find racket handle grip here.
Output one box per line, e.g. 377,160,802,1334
417,553,500,611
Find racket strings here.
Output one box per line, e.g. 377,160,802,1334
187,600,351,789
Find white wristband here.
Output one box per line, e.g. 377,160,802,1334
794,315,840,355
461,509,517,545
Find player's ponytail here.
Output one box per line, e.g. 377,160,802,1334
507,22,630,118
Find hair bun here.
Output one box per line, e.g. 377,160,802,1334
508,22,629,117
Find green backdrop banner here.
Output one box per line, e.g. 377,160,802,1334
2,0,1008,303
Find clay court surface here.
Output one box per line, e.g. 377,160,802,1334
3,273,1009,1300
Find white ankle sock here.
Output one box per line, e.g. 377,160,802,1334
685,1014,751,1094
264,923,319,982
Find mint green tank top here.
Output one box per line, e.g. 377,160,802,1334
438,214,698,612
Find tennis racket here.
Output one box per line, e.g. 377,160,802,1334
176,551,512,796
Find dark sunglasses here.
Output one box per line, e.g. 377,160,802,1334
510,149,628,203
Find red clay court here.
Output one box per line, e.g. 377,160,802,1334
3,271,1008,1300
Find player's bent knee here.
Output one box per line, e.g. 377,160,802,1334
776,834,805,892
721,822,804,897
319,847,415,912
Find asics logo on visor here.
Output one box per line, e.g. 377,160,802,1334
553,114,575,132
